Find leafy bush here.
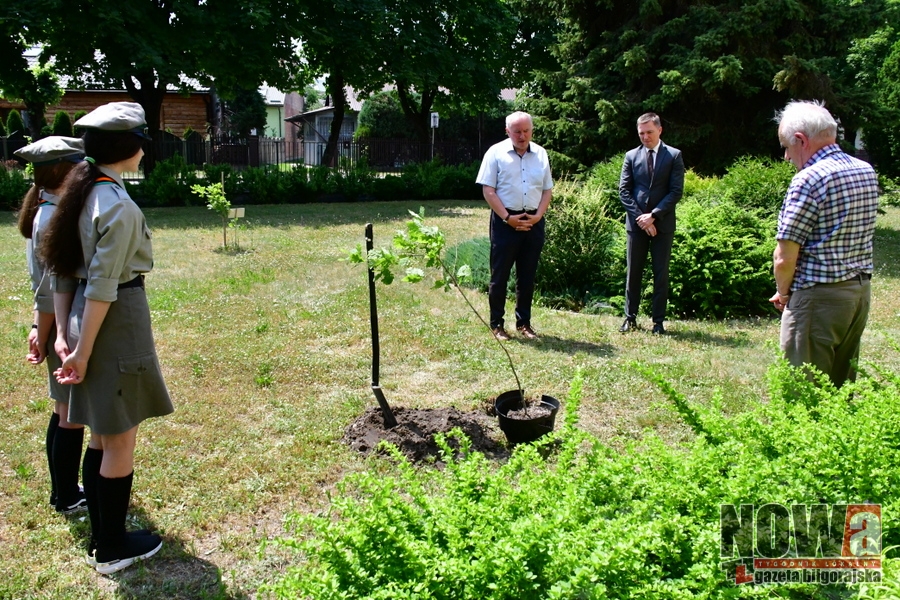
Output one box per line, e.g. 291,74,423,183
538,181,626,307
665,195,776,318
137,153,199,207
0,163,30,210
879,175,900,207
400,160,481,200
202,163,240,197
716,156,794,212
576,153,625,218
266,361,900,599
370,172,412,201
241,165,286,204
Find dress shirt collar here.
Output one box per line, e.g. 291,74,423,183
644,141,661,154
503,138,532,155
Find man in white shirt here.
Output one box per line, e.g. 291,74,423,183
475,111,554,340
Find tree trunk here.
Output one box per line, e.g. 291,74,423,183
322,71,346,168
24,103,47,138
124,72,167,174
396,83,437,143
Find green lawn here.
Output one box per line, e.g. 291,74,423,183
1,201,898,599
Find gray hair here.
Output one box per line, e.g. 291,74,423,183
506,111,533,129
637,112,661,128
777,100,837,146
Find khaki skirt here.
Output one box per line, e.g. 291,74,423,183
67,282,174,434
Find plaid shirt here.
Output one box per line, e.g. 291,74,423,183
776,144,879,291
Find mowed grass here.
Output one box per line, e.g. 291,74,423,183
1,200,899,599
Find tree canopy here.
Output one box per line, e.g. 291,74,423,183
522,0,893,173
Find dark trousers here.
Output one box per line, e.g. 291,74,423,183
625,229,674,324
489,211,545,329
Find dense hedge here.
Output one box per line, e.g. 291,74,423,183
266,363,900,599
131,155,483,207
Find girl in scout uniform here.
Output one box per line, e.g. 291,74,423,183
42,102,174,574
15,137,87,515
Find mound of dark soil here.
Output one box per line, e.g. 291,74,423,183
343,406,509,463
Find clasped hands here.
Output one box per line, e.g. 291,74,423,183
636,213,657,237
510,213,540,231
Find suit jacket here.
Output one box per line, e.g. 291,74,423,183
619,142,685,235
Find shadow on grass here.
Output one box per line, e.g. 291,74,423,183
517,334,616,358
663,326,770,348
143,200,485,232
875,225,900,278
67,507,247,600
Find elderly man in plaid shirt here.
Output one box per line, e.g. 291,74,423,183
770,100,879,387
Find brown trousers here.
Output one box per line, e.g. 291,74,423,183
780,276,871,387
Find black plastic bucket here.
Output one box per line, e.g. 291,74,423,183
494,390,560,444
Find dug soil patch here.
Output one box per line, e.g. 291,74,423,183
343,406,509,463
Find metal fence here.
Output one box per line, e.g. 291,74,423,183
3,134,495,178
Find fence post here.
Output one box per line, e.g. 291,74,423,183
248,135,260,167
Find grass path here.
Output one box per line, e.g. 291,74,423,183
0,201,897,598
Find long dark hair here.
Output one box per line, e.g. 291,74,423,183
41,130,144,277
16,161,79,238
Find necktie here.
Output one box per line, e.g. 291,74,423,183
647,149,654,181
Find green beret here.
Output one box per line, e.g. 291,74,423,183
74,102,150,138
14,136,85,166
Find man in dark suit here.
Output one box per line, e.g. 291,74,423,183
618,112,685,335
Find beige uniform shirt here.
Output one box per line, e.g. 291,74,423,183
28,190,58,313
54,166,153,302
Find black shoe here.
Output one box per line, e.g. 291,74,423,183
56,491,88,515
619,318,638,333
94,532,163,574
651,323,666,335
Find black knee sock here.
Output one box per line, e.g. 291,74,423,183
52,426,85,509
82,448,103,549
95,472,134,561
45,413,60,505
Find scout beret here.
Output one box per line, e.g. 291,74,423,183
14,136,85,166
74,102,151,138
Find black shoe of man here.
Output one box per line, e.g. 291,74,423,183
651,323,666,335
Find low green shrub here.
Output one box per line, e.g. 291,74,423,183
370,173,412,201
241,165,286,204
400,160,481,200
138,153,199,207
577,153,625,218
716,156,794,212
666,196,776,318
266,359,900,599
0,163,30,210
879,175,900,208
444,236,492,292
202,163,240,197
538,184,626,307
